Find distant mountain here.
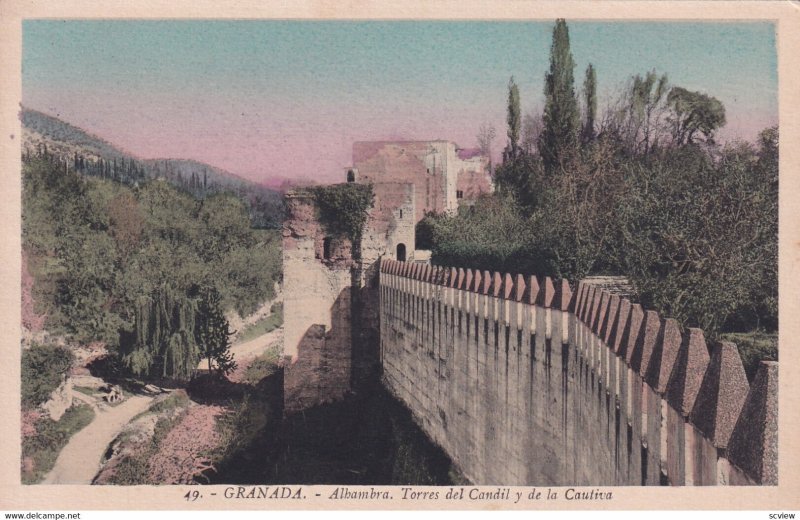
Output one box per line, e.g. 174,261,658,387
21,107,284,228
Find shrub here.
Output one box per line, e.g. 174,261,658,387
21,404,94,484
21,344,73,408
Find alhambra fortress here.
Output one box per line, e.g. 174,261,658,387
281,140,777,487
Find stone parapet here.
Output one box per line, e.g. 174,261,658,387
378,259,778,486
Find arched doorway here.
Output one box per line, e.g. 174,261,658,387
396,243,406,262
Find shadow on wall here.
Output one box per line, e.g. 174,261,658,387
351,259,382,391
284,288,353,413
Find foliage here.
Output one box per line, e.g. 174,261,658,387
22,108,285,229
122,285,200,380
539,18,580,172
505,77,521,159
720,331,778,383
237,303,284,344
582,64,597,143
21,344,74,408
476,123,497,170
605,70,670,155
492,153,546,211
147,390,191,415
196,286,236,376
311,183,375,243
211,393,270,471
612,136,777,333
21,404,95,484
241,345,283,385
22,153,281,371
420,194,542,275
107,408,188,485
425,19,775,342
667,86,726,145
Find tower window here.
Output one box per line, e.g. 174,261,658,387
399,209,403,219
347,169,355,183
457,190,464,199
396,243,407,262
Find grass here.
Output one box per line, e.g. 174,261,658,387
21,404,95,484
241,345,283,385
131,390,190,423
105,390,191,485
73,386,95,396
237,303,283,344
106,412,187,485
147,390,190,415
720,331,778,383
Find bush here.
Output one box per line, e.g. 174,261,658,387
21,344,73,408
241,345,283,385
720,331,778,383
237,303,284,344
21,404,95,484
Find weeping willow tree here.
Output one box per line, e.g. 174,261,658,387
122,285,201,380
121,284,235,380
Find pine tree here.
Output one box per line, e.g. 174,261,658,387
539,19,580,172
195,286,235,375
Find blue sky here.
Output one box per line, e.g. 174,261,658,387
22,20,778,183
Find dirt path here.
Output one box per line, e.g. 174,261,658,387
197,326,283,373
231,327,283,360
42,395,154,485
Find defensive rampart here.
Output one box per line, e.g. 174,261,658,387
379,259,777,486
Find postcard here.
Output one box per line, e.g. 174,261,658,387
0,0,798,514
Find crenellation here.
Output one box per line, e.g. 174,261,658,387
601,294,620,344
593,291,609,335
372,262,776,486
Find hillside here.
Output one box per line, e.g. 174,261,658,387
21,107,284,228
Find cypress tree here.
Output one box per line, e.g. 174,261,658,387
539,18,580,172
506,76,521,160
582,63,597,144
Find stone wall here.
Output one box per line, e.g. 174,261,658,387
282,183,416,412
379,259,778,486
282,192,355,412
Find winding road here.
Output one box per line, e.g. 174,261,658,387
41,394,154,485
41,324,283,485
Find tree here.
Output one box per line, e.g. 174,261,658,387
667,86,726,145
539,19,580,172
604,70,669,155
521,109,542,155
476,122,497,174
196,286,236,375
582,64,597,144
505,77,521,161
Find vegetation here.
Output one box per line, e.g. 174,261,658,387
720,331,778,383
241,345,283,385
22,404,95,484
146,390,191,416
22,344,74,408
311,183,375,244
22,150,281,380
539,18,580,172
237,303,284,344
22,108,284,229
432,19,777,347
